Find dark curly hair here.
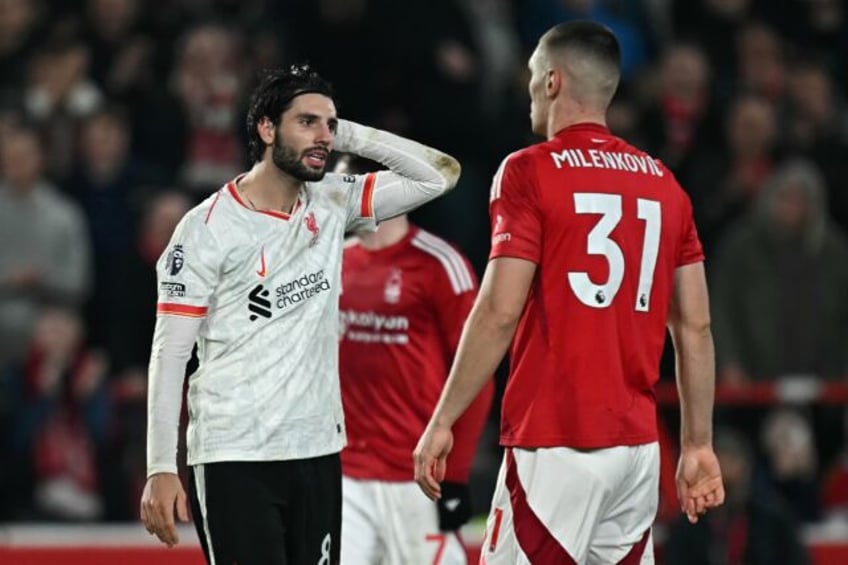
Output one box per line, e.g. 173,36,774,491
246,64,335,163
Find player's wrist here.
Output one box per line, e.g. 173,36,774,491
433,412,457,430
680,437,713,450
147,465,179,478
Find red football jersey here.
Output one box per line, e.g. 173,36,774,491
489,123,704,449
340,226,494,482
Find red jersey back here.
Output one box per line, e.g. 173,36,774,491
489,123,704,449
339,226,493,482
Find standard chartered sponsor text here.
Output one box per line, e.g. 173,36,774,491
275,269,331,308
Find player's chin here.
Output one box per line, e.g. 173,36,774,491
299,161,328,181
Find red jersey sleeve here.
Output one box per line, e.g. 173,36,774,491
677,193,705,266
489,153,542,263
431,252,494,483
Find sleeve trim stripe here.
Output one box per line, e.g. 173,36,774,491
416,231,475,290
490,153,514,202
411,232,474,294
361,173,377,218
157,303,208,317
204,189,222,224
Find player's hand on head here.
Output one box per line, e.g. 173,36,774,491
675,445,725,524
140,472,190,547
413,424,454,501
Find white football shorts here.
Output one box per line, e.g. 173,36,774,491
342,476,467,564
480,443,659,564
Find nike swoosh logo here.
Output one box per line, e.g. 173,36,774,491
257,246,267,277
444,498,460,512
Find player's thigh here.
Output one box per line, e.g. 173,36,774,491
189,463,286,565
342,477,383,564
286,453,342,565
381,481,467,565
481,447,622,564
589,443,659,565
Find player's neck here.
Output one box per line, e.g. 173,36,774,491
359,216,410,250
238,160,302,214
546,100,607,139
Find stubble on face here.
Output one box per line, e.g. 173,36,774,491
271,133,327,182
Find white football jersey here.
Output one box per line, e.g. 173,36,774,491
156,173,377,465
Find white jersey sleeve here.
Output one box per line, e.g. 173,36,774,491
155,210,223,313
146,314,202,476
335,120,461,226
147,207,223,476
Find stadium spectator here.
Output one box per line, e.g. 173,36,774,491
8,307,110,521
683,93,781,250
736,22,788,104
0,0,42,95
711,159,848,383
639,42,721,169
760,408,822,522
67,106,164,349
172,23,244,194
785,57,848,230
664,427,809,565
0,125,91,365
23,29,104,181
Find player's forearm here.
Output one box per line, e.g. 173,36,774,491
335,119,460,218
432,302,515,429
672,323,716,448
146,315,201,476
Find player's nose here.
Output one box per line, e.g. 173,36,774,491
316,122,334,145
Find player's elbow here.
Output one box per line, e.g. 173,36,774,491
475,296,521,335
683,308,712,337
671,314,713,348
433,153,461,193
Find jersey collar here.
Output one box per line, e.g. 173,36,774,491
227,174,303,221
552,122,611,138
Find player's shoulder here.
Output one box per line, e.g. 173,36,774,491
306,172,368,211
490,147,541,202
176,184,244,248
408,228,475,294
308,172,364,197
313,172,357,190
496,145,542,173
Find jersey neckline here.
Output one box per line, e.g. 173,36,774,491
552,122,611,138
227,174,303,221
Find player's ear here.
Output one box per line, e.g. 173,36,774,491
258,116,276,145
546,68,562,99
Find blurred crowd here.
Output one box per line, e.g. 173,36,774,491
0,0,847,555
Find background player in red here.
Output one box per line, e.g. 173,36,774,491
414,21,725,564
337,155,494,564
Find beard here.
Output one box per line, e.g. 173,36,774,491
271,135,327,182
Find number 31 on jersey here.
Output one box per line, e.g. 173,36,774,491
567,193,661,312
